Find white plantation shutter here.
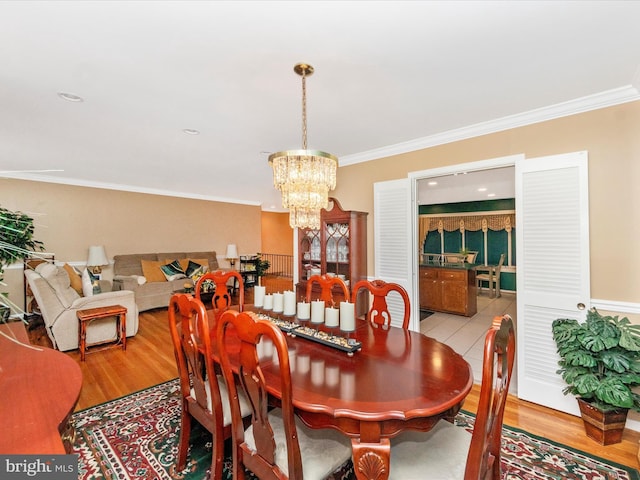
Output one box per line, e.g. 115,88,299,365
373,179,417,330
515,151,590,415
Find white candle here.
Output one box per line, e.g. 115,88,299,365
272,292,284,313
311,300,325,324
325,307,339,327
297,301,311,320
254,285,266,307
263,294,273,310
283,290,296,316
339,301,356,332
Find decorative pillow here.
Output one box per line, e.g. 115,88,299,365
185,260,206,279
63,263,84,295
189,258,210,273
140,259,167,282
160,260,186,282
82,269,102,296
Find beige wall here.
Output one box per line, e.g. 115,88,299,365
261,211,293,255
1,179,262,308
3,101,639,307
333,100,640,304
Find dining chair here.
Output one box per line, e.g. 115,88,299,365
444,253,465,263
167,293,251,478
389,314,515,480
466,251,479,264
305,274,350,307
476,253,505,297
351,279,410,330
217,309,353,480
195,269,244,313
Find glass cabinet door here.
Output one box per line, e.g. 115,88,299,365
324,222,350,281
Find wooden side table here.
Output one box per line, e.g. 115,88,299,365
77,305,127,361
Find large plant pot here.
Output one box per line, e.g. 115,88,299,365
577,398,629,445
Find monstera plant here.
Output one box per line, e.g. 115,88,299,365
0,205,45,320
552,308,640,444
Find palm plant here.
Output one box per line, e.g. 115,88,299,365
1,206,45,319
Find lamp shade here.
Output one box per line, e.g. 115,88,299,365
225,244,238,260
87,245,108,267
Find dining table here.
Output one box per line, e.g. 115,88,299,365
211,304,474,480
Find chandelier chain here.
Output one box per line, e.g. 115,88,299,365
301,70,308,150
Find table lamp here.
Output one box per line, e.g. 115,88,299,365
87,245,109,274
225,244,238,268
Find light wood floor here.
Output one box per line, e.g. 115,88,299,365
32,280,640,472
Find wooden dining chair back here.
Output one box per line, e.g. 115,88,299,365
195,270,244,314
351,279,410,330
305,274,350,307
389,314,515,480
167,293,232,478
476,253,505,297
217,309,352,480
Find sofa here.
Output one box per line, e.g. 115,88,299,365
25,263,139,352
112,251,219,311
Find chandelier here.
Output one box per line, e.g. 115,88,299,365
269,63,338,230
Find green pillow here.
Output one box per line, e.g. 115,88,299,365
160,260,186,281
185,260,205,279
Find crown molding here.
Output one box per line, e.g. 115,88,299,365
340,86,640,166
0,173,262,207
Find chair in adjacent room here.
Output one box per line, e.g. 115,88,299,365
351,279,410,330
305,274,350,307
476,253,505,298
217,309,353,480
168,294,251,478
388,314,515,480
195,270,244,314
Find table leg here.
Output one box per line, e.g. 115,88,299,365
79,320,87,362
120,311,127,352
351,437,390,480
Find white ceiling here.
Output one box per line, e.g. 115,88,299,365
1,1,639,210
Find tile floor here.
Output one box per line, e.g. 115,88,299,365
420,291,518,393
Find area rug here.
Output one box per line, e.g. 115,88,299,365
71,378,640,480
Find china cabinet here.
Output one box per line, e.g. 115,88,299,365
296,198,367,315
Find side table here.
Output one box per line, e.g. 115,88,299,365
77,305,127,361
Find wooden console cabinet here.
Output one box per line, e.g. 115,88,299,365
296,198,368,315
419,264,477,317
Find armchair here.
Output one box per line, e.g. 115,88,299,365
25,263,139,351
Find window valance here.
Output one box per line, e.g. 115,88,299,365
419,213,516,248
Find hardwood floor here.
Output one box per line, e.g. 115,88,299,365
29,281,640,471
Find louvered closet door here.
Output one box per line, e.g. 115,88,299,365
373,179,418,330
515,151,590,415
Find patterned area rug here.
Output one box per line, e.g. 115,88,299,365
71,378,640,480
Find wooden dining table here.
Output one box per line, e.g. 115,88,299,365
208,303,474,480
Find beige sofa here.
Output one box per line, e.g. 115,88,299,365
112,251,219,311
25,263,139,352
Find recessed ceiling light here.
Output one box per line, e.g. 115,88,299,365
182,129,200,135
477,187,487,192
428,181,438,186
487,193,496,197
57,92,84,102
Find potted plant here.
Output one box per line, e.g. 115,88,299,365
0,206,45,321
255,253,271,286
551,308,640,444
